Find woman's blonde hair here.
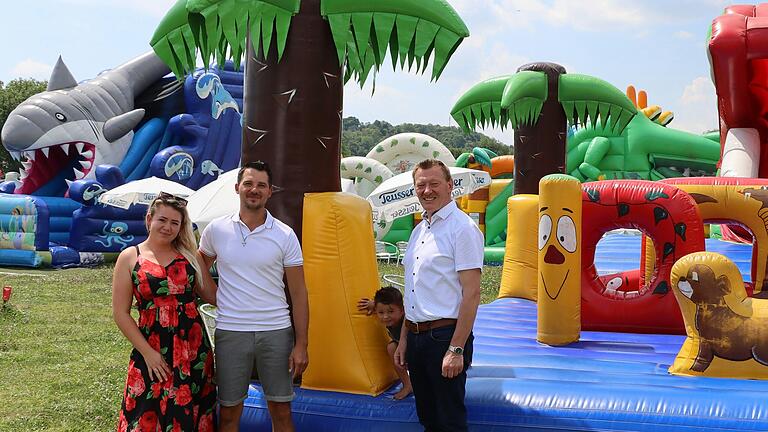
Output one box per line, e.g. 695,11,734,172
146,195,203,285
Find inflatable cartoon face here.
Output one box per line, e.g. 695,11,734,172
536,174,582,345
538,206,578,300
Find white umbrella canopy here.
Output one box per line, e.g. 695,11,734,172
186,170,358,232
186,169,239,232
98,176,194,209
366,167,491,223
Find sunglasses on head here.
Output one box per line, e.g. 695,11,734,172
156,191,188,207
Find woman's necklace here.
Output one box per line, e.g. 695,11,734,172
238,223,249,246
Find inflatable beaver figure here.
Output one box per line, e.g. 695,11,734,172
670,252,768,378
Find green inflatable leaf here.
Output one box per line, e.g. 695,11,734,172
321,0,469,86
653,206,668,225
617,203,630,217
375,145,384,153
645,190,669,201
450,75,513,132
662,242,674,260
675,222,687,241
586,189,600,202
653,281,669,295
364,167,372,173
151,0,300,78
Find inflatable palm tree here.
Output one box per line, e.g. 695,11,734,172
151,0,468,239
452,63,636,194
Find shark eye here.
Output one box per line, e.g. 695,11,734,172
54,112,67,122
556,215,577,253
538,214,552,251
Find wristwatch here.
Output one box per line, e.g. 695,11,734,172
447,345,464,355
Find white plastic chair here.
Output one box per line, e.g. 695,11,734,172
375,241,398,264
198,303,217,351
395,241,408,265
382,274,405,290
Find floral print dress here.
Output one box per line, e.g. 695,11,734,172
117,247,216,432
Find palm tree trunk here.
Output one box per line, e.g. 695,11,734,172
243,0,342,242
513,62,567,194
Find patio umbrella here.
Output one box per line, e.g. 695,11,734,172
366,167,491,223
186,170,358,232
98,176,194,209
186,169,239,232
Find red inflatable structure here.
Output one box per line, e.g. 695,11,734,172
709,4,768,176
580,181,706,334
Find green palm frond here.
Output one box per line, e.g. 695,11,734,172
472,147,495,167
450,76,512,132
150,0,300,77
500,71,547,129
321,0,469,86
558,74,638,134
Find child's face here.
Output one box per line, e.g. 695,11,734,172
374,302,404,327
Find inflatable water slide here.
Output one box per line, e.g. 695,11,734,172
0,53,244,267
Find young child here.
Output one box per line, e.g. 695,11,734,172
357,286,413,400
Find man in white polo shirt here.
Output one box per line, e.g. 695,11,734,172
394,159,484,432
197,161,309,432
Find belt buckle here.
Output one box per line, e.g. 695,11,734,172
414,321,420,334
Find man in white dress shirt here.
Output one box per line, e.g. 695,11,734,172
394,159,484,432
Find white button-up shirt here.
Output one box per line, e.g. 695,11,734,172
403,201,484,322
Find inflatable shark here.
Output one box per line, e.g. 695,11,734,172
1,52,169,195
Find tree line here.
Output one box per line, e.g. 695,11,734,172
342,117,512,158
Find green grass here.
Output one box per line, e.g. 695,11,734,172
0,266,123,432
0,262,502,431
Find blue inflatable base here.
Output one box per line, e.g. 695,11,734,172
241,235,768,431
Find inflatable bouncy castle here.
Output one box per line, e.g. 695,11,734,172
0,54,244,267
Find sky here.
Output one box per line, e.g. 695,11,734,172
0,0,742,147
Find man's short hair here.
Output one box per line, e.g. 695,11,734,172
412,159,451,182
374,286,404,308
238,161,272,185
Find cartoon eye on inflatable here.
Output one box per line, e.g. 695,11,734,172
55,112,66,122
556,215,577,253
113,226,125,234
538,214,552,250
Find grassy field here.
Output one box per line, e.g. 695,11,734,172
0,262,502,431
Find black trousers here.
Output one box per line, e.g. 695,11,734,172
406,326,474,432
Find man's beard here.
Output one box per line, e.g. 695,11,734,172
242,199,264,211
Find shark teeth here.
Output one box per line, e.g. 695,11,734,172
21,161,32,170
79,160,92,170
9,151,21,161
80,150,94,160
19,168,27,179
41,147,50,158
73,167,85,179
24,151,35,161
75,142,85,153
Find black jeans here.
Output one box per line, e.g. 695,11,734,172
406,326,474,432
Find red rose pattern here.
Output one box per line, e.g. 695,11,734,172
118,253,216,431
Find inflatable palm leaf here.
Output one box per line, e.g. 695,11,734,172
500,71,548,129
150,0,300,77
453,72,639,135
321,0,469,85
558,74,638,134
450,76,513,132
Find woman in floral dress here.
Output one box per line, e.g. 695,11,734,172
112,193,218,431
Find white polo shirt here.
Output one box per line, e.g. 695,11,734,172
199,211,303,332
403,201,484,323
